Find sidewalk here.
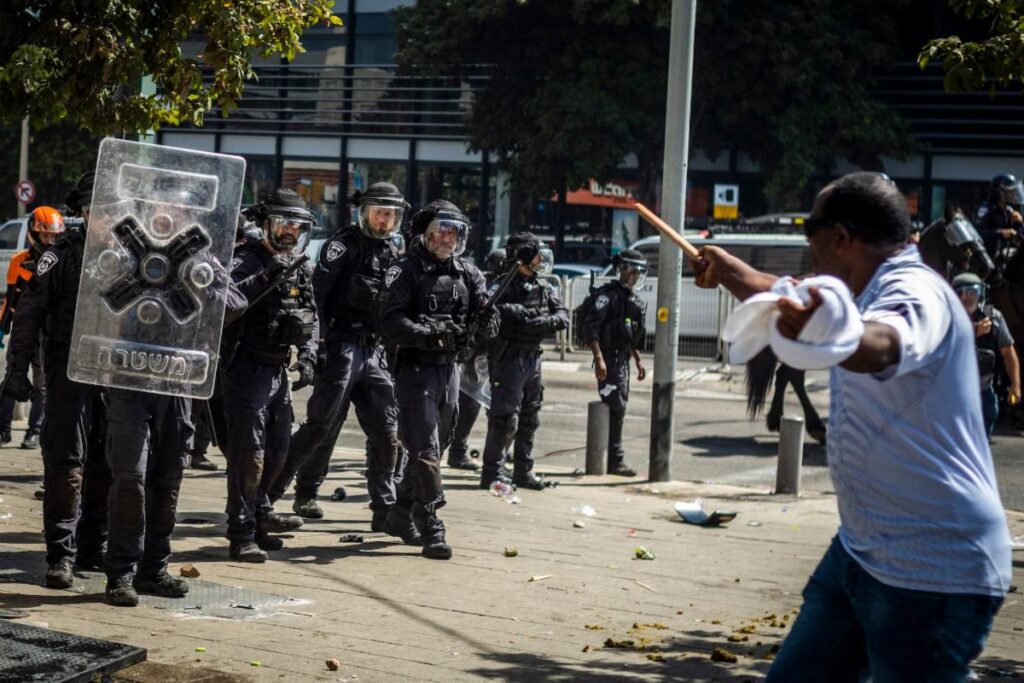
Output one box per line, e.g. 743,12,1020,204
1,442,1021,681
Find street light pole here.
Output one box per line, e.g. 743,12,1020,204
17,117,29,218
649,0,697,482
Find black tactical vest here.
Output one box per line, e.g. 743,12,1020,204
45,230,84,352
329,227,400,341
238,244,316,364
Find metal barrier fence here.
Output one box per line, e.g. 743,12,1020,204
558,275,736,360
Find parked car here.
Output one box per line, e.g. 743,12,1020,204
552,263,604,280
0,218,30,286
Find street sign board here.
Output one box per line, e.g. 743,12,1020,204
15,179,35,205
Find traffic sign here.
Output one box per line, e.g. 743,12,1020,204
15,180,35,206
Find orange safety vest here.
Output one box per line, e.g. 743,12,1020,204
0,249,36,333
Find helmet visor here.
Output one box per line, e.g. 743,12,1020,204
619,261,649,289
531,246,554,276
267,216,312,254
359,204,404,239
945,216,983,247
1004,180,1024,206
954,282,984,312
424,218,469,259
31,216,65,246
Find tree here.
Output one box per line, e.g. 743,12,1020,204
0,1,341,135
0,122,97,218
394,0,914,212
919,0,1024,91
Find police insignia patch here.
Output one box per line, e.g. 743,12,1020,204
36,252,58,276
385,265,402,288
230,256,243,271
976,205,989,219
326,241,346,262
595,294,610,310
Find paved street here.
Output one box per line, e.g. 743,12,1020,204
0,348,1020,681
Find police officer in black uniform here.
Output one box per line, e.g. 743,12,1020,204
269,183,408,538
378,200,498,559
1,173,111,590
975,174,1024,262
447,248,507,470
222,189,318,562
580,250,649,476
479,232,568,490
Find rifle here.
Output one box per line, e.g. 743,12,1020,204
240,254,310,315
458,259,521,361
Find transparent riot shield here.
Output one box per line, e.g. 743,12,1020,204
459,353,491,408
68,138,245,398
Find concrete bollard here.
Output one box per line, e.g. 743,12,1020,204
775,415,804,495
585,400,609,475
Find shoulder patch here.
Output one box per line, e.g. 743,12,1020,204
36,251,58,276
325,241,347,262
385,265,402,289
594,294,610,311
976,205,989,219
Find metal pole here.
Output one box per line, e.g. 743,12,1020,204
17,117,29,218
585,400,609,475
649,0,697,482
775,415,804,495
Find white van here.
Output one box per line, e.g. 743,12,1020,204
0,218,30,288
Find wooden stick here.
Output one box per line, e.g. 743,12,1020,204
633,202,701,259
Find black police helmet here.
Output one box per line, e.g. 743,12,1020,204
485,248,507,274
246,188,316,224
352,181,410,210
409,199,468,236
504,231,541,264
65,171,95,216
613,248,648,269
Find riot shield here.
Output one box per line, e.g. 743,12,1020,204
459,353,491,408
68,138,245,399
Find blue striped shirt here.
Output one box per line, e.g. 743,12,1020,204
830,245,1011,597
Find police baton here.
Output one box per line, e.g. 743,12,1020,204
240,254,310,315
633,202,701,260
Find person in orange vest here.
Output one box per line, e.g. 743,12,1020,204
0,206,63,448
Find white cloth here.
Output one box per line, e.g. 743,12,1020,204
722,275,864,370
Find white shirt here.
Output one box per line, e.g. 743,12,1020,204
829,245,1011,596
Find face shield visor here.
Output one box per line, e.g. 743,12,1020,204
954,282,985,313
619,260,649,290
945,216,984,247
530,246,554,276
423,218,469,260
30,217,66,247
358,204,404,239
265,215,312,254
1001,179,1024,207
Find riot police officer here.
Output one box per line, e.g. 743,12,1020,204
479,232,568,491
222,189,318,563
378,200,497,559
0,206,63,448
580,250,649,476
447,248,507,470
975,174,1024,260
269,183,408,540
1,174,111,590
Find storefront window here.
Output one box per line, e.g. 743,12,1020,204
283,160,341,240
243,158,277,208
415,164,494,258
347,161,408,224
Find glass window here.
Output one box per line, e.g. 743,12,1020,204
0,220,23,249
347,161,408,224
242,158,277,208
284,160,341,240
354,13,398,64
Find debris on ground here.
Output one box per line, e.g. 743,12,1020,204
528,574,552,582
0,609,29,619
645,652,665,662
604,638,635,649
581,645,591,653
229,602,255,610
584,624,604,630
195,647,206,653
574,505,597,517
179,564,200,578
503,547,519,557
572,520,585,528
673,499,737,527
728,634,749,643
627,528,637,537
634,580,657,592
250,661,261,667
339,534,364,543
632,622,669,630
710,647,738,663
330,487,347,501
634,546,656,560
326,658,341,671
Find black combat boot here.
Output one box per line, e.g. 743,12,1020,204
413,507,452,560
134,570,189,597
446,454,479,471
45,558,74,589
512,469,545,491
292,497,323,519
255,532,284,552
261,511,303,533
75,541,107,572
478,467,514,490
230,540,268,563
105,576,139,607
383,503,423,546
189,452,218,471
607,460,637,477
371,509,388,533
